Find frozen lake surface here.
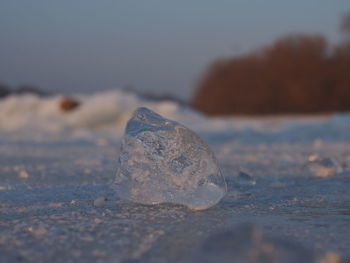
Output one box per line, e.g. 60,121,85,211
0,91,350,262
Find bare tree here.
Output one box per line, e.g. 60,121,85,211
191,33,350,115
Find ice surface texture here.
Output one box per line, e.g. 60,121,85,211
114,107,227,210
194,223,316,263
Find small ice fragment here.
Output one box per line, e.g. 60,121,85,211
237,171,256,185
308,156,343,178
308,153,319,162
14,166,29,179
28,224,47,237
19,169,29,179
94,197,107,208
114,107,227,210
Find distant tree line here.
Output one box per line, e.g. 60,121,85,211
191,14,350,115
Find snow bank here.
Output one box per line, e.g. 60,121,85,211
0,90,202,139
1,89,350,142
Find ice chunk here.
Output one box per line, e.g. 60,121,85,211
114,107,227,210
307,156,343,178
93,197,107,208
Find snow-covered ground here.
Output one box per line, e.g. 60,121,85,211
0,90,349,262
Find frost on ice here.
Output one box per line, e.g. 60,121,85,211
114,107,227,210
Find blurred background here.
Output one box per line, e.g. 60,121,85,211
1,0,350,115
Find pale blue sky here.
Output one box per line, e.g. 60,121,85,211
0,1,349,100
